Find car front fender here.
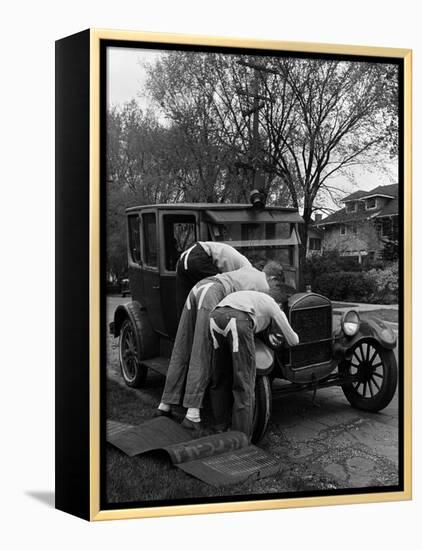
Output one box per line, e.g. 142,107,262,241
332,317,397,360
255,339,275,376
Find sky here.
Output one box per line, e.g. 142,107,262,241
106,46,399,207
107,46,162,110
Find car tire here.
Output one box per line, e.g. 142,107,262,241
339,339,397,412
119,318,148,388
118,303,159,388
251,375,272,443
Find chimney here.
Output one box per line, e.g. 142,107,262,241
314,214,322,223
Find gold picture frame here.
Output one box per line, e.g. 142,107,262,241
55,28,412,521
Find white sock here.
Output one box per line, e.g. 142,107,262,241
186,408,201,422
158,402,171,412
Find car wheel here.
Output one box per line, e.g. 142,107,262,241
119,318,147,388
251,375,272,443
339,339,397,412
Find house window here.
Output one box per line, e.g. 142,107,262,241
340,224,346,236
128,215,141,264
351,223,358,235
380,218,391,237
366,197,377,210
142,213,158,267
346,202,357,213
309,238,321,251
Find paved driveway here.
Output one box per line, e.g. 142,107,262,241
106,295,400,492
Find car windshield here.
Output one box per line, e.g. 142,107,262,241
208,221,298,288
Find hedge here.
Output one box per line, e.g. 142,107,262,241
313,271,377,302
312,264,398,304
367,263,399,303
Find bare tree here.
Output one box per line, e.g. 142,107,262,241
142,53,398,273
145,53,234,202
236,57,398,266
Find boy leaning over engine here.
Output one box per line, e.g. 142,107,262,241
209,290,299,440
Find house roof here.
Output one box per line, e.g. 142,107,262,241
317,184,399,226
342,183,398,202
342,190,368,202
308,220,324,234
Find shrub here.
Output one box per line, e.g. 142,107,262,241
313,271,377,302
313,262,399,304
303,250,362,288
367,262,399,303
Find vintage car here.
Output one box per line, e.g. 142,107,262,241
109,198,398,443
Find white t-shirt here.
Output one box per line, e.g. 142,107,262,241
215,290,299,346
215,266,269,294
198,241,251,272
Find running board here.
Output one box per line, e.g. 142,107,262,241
141,354,273,379
141,356,170,377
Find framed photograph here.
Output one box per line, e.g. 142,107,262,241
55,29,412,521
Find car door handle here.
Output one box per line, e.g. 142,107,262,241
152,285,160,290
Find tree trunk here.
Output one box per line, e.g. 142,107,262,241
298,204,312,291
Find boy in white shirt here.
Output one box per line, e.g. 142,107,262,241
176,241,251,317
209,291,299,440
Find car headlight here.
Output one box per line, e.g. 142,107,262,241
341,309,360,337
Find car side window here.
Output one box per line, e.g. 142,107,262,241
128,215,141,264
163,215,197,271
142,213,158,267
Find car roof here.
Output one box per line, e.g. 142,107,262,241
126,203,303,223
126,203,299,213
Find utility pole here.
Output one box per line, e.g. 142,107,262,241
236,61,270,194
250,68,264,190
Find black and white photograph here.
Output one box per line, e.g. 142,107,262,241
103,40,404,509
3,0,421,541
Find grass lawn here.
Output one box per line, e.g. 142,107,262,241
105,376,294,504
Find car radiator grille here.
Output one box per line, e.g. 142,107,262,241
289,306,332,368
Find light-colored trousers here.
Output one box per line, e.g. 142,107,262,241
161,278,226,408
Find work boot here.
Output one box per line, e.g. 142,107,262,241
181,417,203,434
154,408,172,419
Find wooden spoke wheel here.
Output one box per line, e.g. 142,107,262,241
119,318,147,388
340,339,397,412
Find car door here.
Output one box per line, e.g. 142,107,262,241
160,211,198,337
140,210,166,334
127,213,144,303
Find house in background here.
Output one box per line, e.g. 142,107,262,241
307,215,324,256
314,183,399,265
